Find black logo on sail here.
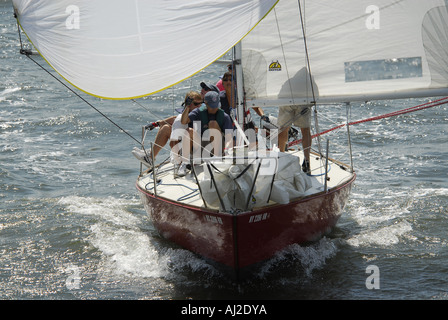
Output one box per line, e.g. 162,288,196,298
269,60,282,71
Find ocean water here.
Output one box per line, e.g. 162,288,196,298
1,1,448,302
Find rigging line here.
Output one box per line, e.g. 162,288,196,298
269,6,311,137
287,97,448,147
15,13,37,56
297,0,323,156
297,0,317,104
268,1,321,151
14,16,142,146
130,98,166,121
23,54,143,146
273,8,295,105
132,98,212,157
131,98,201,156
131,98,152,113
271,1,321,151
306,0,405,38
15,12,26,55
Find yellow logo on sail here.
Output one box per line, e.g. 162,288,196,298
269,60,282,71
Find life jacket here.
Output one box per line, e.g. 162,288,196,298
198,105,225,131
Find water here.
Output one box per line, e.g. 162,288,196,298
1,1,448,301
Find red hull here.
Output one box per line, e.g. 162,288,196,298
137,174,355,278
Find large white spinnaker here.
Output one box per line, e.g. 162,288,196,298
13,0,278,100
242,0,448,106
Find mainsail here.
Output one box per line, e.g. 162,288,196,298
242,0,448,106
13,0,278,100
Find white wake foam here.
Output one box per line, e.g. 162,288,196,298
257,237,339,278
58,195,219,280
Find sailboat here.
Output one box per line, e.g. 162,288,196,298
13,0,448,280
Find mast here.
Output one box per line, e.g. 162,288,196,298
234,42,245,129
232,42,250,147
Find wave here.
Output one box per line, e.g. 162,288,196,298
0,87,21,103
346,220,413,247
0,87,21,96
256,237,339,278
57,195,220,281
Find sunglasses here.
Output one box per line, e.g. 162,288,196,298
193,101,202,106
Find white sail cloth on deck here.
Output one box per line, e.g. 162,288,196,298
242,0,448,106
198,152,313,211
13,0,278,100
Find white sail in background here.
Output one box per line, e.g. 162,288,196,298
13,0,278,100
242,0,448,106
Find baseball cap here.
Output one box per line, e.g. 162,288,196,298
200,82,220,93
204,91,221,109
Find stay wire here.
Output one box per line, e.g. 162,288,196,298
287,97,448,148
273,8,294,106
267,1,321,156
271,7,307,136
15,16,143,147
24,54,143,146
297,0,322,155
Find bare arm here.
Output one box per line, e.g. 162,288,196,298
180,106,191,125
158,115,177,127
252,107,264,117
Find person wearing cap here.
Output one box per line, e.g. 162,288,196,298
219,71,235,116
200,82,220,98
143,82,218,132
132,91,202,172
219,71,266,128
181,91,233,157
134,83,226,170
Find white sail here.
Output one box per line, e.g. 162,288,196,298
242,0,448,106
13,0,278,100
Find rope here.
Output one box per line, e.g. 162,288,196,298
297,0,317,106
297,0,323,155
288,97,448,147
24,53,143,146
15,16,143,147
273,8,295,105
16,13,447,156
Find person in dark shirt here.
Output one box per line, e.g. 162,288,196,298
181,91,233,157
219,71,265,128
219,71,234,116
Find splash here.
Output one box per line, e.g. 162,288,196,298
0,87,21,102
347,221,413,247
58,195,219,280
257,237,339,278
0,87,21,96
